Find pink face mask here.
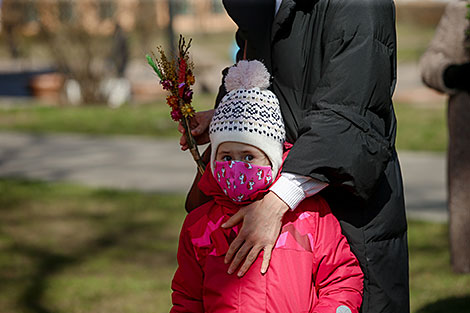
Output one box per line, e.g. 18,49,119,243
214,160,273,203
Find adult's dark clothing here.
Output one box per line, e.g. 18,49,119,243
220,0,410,312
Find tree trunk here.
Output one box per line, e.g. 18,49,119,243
448,92,470,273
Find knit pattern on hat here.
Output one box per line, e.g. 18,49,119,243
210,60,286,176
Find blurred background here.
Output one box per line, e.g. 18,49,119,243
0,0,468,312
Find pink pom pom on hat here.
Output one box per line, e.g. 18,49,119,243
209,60,286,176
224,59,271,91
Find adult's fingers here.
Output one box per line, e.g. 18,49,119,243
191,123,205,136
179,135,188,151
227,242,252,275
191,109,214,136
224,233,244,265
177,122,185,134
222,209,245,229
238,245,263,277
260,245,273,274
178,120,188,150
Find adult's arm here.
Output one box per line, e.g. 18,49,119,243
419,2,467,94
282,0,398,200
270,172,327,210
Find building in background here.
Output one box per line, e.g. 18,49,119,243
0,0,235,37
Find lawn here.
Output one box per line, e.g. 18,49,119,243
409,221,470,313
396,22,437,64
0,179,468,313
0,102,179,137
0,94,215,138
0,179,186,313
0,100,447,152
395,102,447,152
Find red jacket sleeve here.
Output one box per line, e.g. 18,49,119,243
170,218,204,313
311,199,364,313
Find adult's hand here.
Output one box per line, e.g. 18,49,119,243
222,191,289,277
178,109,214,150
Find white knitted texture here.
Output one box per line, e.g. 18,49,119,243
210,87,285,177
224,60,271,92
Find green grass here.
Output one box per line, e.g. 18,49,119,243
395,102,447,152
0,179,469,313
396,22,437,64
0,103,177,137
0,179,186,313
409,221,470,313
0,94,214,138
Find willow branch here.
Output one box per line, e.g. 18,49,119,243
181,115,205,175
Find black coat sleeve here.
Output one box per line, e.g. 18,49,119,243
282,0,397,200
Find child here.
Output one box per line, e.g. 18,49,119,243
170,60,363,313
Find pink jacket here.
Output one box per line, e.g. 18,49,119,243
171,164,363,313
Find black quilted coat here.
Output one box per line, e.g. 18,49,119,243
219,0,410,312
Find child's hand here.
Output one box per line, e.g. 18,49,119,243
178,109,214,150
222,191,289,277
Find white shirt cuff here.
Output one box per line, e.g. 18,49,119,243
270,173,328,210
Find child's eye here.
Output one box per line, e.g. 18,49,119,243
223,155,232,161
244,155,254,162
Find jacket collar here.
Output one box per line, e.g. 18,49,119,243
272,0,296,41
271,0,321,42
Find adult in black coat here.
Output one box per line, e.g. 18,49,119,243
180,0,409,312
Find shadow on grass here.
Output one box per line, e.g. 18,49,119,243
415,296,470,313
12,223,158,313
14,246,75,313
0,179,184,313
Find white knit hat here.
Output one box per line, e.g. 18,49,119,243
209,60,286,176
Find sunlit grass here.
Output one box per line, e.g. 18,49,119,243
396,22,436,63
408,221,470,313
0,94,214,138
395,102,447,151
